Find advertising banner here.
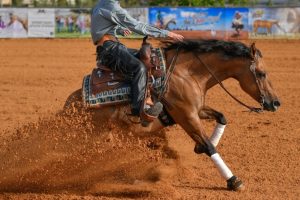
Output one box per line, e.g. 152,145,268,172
0,7,299,39
149,7,225,39
0,8,28,38
28,9,55,38
249,8,300,39
224,8,249,39
125,7,148,38
55,8,91,38
126,7,148,24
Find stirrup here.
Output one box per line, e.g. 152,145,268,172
145,96,154,106
140,102,163,127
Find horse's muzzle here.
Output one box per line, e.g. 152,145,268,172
263,99,281,112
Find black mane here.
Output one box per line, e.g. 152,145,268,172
164,39,251,58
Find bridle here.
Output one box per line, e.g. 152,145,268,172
194,52,266,113
249,55,266,111
159,46,266,113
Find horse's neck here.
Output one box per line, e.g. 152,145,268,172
204,56,249,91
165,51,245,91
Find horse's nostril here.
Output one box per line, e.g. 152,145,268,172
273,100,281,107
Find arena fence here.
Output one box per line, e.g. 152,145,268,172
0,7,299,39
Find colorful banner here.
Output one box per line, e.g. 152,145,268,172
249,8,300,38
123,7,148,37
149,7,225,39
55,8,91,38
224,8,249,39
1,7,300,39
0,8,28,38
149,7,250,39
126,7,148,24
149,7,223,31
28,9,55,38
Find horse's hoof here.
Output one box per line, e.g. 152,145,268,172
227,176,245,191
194,143,205,154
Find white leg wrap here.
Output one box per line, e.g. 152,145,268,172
211,153,233,180
210,123,226,147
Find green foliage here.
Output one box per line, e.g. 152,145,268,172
11,0,23,6
81,0,99,7
148,0,226,7
57,0,68,7
148,0,174,6
8,0,292,8
119,0,146,7
267,0,273,6
227,0,251,6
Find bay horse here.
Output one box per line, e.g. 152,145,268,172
64,39,280,191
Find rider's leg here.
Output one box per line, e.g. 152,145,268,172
123,52,162,117
100,41,161,117
127,48,140,58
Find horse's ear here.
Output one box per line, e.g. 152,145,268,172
250,42,256,58
143,35,149,45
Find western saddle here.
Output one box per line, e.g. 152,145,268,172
82,36,167,126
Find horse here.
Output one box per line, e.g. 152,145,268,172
253,19,286,35
64,39,280,191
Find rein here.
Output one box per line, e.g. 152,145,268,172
156,45,264,113
158,46,180,101
193,52,264,113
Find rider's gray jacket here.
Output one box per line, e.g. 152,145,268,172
90,0,169,45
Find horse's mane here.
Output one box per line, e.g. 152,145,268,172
163,39,252,58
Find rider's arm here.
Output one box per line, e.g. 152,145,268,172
115,25,126,36
95,1,183,41
110,2,169,38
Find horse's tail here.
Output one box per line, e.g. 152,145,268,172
62,89,84,113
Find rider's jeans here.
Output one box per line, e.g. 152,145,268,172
96,40,146,114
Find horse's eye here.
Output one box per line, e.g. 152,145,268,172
257,72,266,79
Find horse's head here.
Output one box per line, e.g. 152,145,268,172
238,43,280,112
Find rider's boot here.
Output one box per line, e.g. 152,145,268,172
140,101,163,127
131,99,163,127
139,82,163,126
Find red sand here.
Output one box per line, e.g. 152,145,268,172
0,38,299,199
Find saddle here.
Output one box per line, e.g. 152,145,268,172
82,36,167,121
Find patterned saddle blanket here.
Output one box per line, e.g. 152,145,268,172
82,47,166,108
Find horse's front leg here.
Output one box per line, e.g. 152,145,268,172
172,111,244,191
198,106,227,147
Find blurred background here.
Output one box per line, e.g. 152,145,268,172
1,0,300,39
0,0,300,9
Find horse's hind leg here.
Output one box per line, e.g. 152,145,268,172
198,106,227,147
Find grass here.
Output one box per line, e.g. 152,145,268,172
55,31,91,38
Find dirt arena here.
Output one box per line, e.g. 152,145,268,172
0,38,299,200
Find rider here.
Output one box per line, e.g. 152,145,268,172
90,0,184,120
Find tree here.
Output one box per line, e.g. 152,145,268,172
57,0,68,7
12,0,23,6
267,0,273,6
148,0,226,7
227,0,250,6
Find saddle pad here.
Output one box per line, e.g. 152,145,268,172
81,48,167,109
91,67,124,89
82,74,131,108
